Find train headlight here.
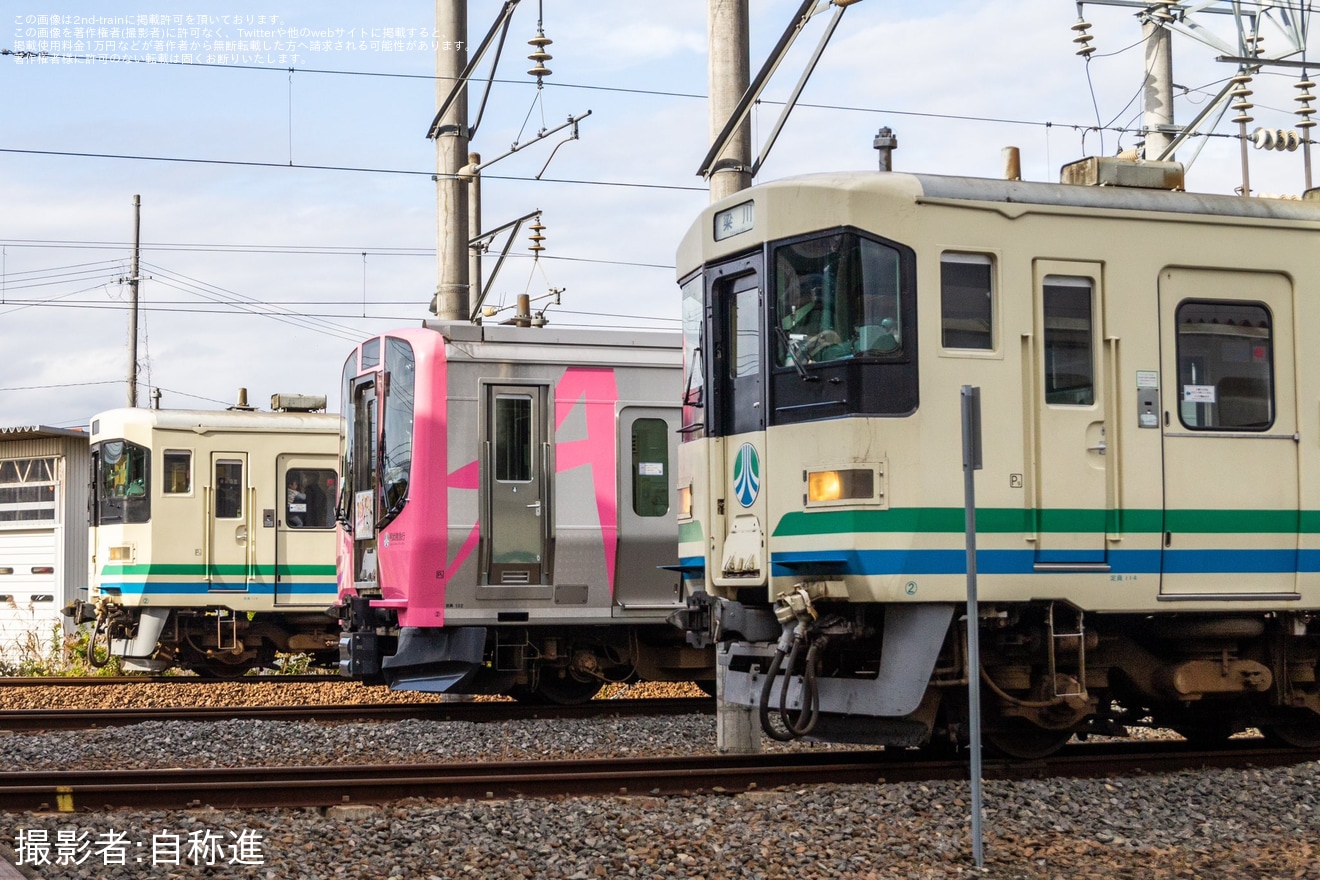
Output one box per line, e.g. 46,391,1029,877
108,545,135,563
807,468,875,504
678,485,693,519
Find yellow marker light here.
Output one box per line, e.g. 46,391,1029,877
678,485,693,518
108,545,134,563
807,469,875,504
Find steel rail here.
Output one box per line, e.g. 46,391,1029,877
0,675,344,686
2,739,1314,813
0,697,714,732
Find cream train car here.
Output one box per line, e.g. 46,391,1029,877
67,399,341,676
673,163,1320,756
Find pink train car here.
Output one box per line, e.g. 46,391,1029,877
332,322,713,702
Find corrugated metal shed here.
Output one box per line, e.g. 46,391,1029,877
0,425,91,664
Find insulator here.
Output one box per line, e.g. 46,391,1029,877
528,222,546,255
527,30,553,81
1230,74,1254,85
1251,128,1302,151
1071,20,1096,57
1295,79,1315,134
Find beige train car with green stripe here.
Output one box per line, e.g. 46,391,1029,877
65,398,341,677
673,159,1320,756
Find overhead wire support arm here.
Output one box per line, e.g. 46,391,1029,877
749,3,850,178
468,209,542,322
697,0,822,180
426,0,522,140
474,110,592,172
1151,75,1236,162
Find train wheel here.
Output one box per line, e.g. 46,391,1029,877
1164,709,1240,745
193,661,254,680
984,719,1072,760
1263,711,1320,749
508,685,549,705
535,675,603,705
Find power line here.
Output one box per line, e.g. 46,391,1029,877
0,147,707,192
0,297,677,329
0,239,674,270
1,47,707,101
139,260,366,343
0,379,121,392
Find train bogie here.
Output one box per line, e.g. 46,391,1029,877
66,399,341,677
675,163,1320,753
334,322,713,700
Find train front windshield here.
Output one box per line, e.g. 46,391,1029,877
774,232,904,367
685,228,918,433
341,336,415,587
91,439,150,525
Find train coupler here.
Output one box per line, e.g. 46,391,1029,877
670,591,780,648
62,598,98,625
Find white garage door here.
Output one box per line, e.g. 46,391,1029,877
0,456,61,665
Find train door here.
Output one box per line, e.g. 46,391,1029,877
708,254,768,590
1032,261,1109,566
482,383,550,586
1158,269,1299,597
347,377,378,589
274,454,337,606
614,406,681,608
206,452,251,589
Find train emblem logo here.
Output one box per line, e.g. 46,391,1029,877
732,443,760,507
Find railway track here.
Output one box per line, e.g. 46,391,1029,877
2,739,1314,813
0,674,343,686
0,697,713,731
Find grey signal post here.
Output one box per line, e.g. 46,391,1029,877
961,385,985,868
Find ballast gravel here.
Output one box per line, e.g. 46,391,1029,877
0,682,1317,879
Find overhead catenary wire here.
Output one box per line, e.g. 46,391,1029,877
139,260,366,343
0,240,674,270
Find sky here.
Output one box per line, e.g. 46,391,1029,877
2,0,1315,428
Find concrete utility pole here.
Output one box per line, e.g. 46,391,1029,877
432,0,470,320
127,194,141,407
1141,9,1176,160
708,0,751,202
708,0,759,755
